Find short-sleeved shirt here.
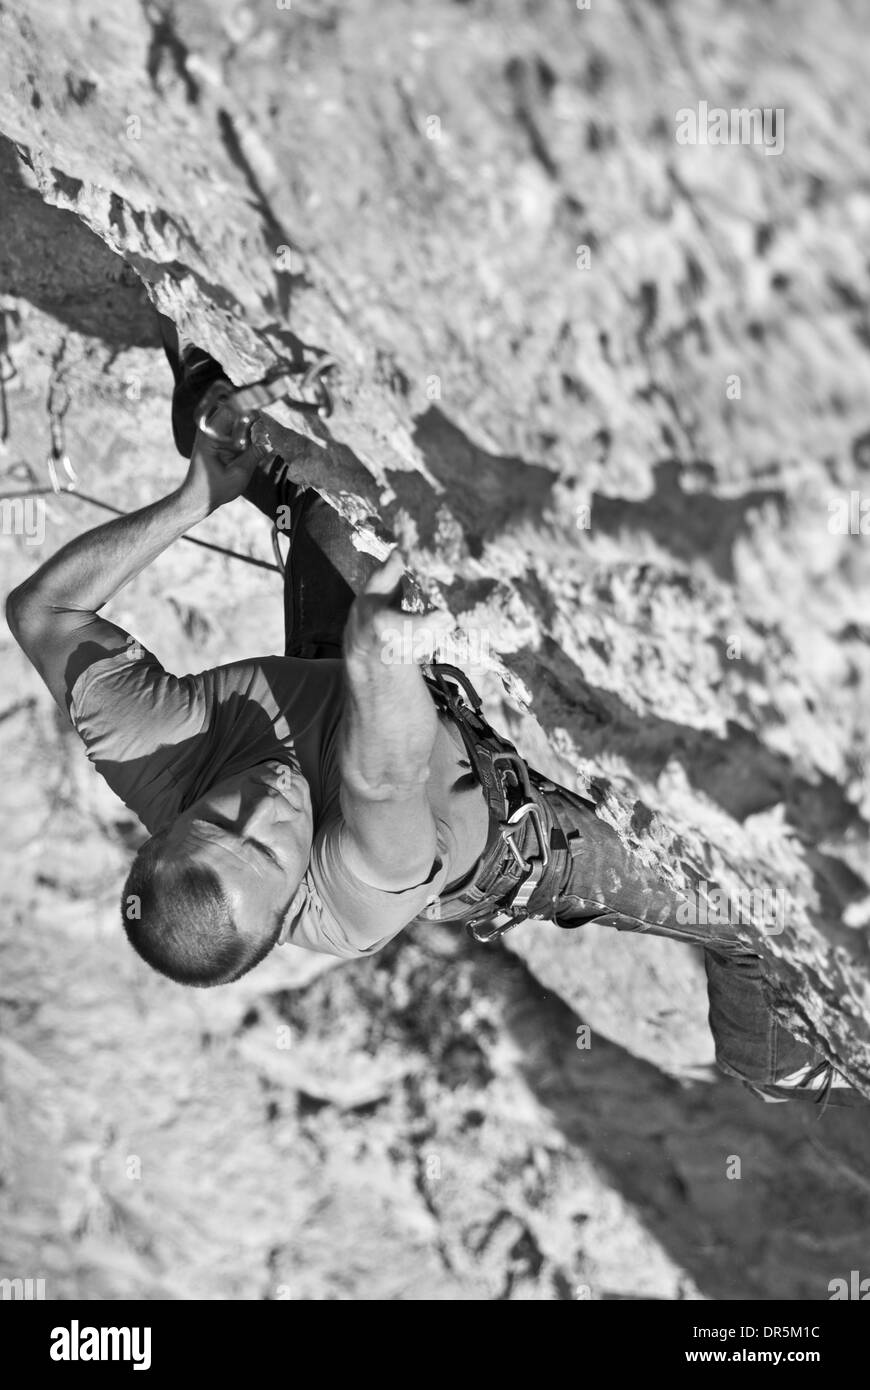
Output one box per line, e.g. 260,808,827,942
69,646,475,958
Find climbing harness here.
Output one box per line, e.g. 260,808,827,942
423,663,562,944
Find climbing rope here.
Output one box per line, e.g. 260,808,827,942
0,349,339,577
0,468,282,575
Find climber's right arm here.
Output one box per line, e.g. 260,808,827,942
6,486,211,718
5,399,267,718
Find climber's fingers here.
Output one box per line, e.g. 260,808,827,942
184,410,271,514
362,549,407,600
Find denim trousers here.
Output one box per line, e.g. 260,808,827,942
539,788,822,1093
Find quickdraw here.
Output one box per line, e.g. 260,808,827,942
46,361,77,494
196,354,337,453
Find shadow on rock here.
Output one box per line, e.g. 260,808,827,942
490,946,870,1301
382,406,557,556
511,636,865,847
0,134,161,349
592,460,788,581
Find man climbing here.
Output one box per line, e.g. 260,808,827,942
5,323,862,1108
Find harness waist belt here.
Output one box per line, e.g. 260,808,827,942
423,663,563,942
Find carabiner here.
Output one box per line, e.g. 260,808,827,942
47,451,77,493
195,354,337,450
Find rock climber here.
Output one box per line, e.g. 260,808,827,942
6,322,862,1107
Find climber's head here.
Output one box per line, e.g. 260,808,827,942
120,760,312,986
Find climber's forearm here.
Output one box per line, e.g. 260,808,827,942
7,485,207,622
7,484,209,721
8,382,270,626
6,404,267,721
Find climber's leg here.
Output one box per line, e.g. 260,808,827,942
158,314,288,520
282,490,375,658
545,788,866,1104
704,950,866,1106
547,788,750,953
158,315,377,656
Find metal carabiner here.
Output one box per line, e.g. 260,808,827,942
46,366,76,492
292,354,336,419
47,451,77,493
195,354,337,450
195,386,259,452
500,802,550,874
466,908,523,945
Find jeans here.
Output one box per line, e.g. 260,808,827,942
540,789,823,1096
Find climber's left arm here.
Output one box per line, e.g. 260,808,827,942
339,552,455,891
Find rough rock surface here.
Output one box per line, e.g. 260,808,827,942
2,0,870,1299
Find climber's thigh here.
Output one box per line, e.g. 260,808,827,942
546,788,756,950
283,495,363,657
547,789,692,936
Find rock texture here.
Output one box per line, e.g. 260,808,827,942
2,0,870,1300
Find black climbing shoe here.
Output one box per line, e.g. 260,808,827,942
157,313,302,518
158,315,232,460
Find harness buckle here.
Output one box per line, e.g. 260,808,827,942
467,763,551,945
423,667,552,948
490,752,550,871
467,908,524,945
500,801,549,873
426,662,484,712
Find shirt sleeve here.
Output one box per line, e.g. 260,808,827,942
280,813,452,959
68,644,213,834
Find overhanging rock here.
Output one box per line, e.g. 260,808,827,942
2,0,869,1090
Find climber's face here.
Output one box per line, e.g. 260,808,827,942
164,759,313,936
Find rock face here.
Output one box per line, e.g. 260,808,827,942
2,0,870,1300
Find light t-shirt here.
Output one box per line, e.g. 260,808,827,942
69,646,456,959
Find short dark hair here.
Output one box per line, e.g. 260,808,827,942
120,829,281,987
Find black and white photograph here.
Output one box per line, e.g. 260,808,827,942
1,0,869,1340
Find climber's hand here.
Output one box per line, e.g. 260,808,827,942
344,551,455,669
180,382,271,515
